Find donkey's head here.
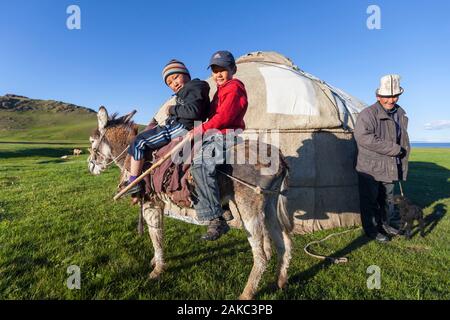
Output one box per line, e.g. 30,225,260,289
88,106,138,175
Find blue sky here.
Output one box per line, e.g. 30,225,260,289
1,0,449,142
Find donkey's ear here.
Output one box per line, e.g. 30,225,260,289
98,106,108,133
121,109,137,124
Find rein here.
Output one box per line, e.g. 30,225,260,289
89,128,130,169
216,169,280,195
103,146,129,167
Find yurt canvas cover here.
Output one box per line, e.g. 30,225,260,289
156,51,367,234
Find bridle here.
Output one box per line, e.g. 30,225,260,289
88,128,129,169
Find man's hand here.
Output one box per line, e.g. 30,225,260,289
397,147,407,158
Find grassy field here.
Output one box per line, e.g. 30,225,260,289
0,143,449,300
0,110,146,144
0,110,97,143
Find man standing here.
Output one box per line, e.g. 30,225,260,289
355,75,411,243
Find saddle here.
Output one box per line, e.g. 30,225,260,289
142,136,195,208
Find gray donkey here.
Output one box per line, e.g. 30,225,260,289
87,106,293,300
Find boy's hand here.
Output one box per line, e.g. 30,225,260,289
163,104,174,115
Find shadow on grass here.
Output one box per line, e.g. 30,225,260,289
410,203,447,238
115,236,249,281
167,239,248,261
0,147,72,159
169,244,250,274
398,161,449,238
36,159,68,164
0,240,50,291
131,237,249,273
259,234,371,298
404,161,450,208
0,141,84,145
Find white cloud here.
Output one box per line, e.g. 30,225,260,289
424,120,450,130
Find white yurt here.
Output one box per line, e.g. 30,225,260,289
157,51,367,234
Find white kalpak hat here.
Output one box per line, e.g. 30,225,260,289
376,74,404,97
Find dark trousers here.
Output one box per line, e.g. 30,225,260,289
191,134,225,221
127,121,186,161
358,173,399,237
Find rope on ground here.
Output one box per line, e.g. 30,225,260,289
303,227,362,264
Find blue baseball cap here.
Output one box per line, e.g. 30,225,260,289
208,50,236,70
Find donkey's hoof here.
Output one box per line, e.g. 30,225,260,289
149,270,163,280
148,265,165,280
238,293,254,300
277,277,288,290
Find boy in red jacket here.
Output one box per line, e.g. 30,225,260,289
190,50,248,241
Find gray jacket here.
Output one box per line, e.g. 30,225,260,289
354,102,410,182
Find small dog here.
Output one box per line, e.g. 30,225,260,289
393,195,425,239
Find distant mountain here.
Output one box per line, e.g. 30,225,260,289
0,94,96,113
0,94,98,142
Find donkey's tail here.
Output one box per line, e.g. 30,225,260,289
277,167,293,233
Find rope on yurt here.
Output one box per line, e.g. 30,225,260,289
304,227,362,264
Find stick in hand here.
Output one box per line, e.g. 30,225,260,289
113,132,193,201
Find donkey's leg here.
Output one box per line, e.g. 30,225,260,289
262,226,272,262
265,197,292,290
239,212,268,300
143,203,165,279
229,198,271,261
278,231,292,289
265,220,291,289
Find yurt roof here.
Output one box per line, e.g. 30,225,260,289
206,51,367,131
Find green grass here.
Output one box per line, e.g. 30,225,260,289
0,110,97,143
0,143,449,300
0,110,145,144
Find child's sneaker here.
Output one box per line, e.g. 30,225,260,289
118,180,143,198
201,217,230,241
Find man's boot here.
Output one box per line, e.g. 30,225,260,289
374,233,390,243
201,217,230,241
382,223,400,236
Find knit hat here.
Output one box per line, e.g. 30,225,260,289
162,59,190,84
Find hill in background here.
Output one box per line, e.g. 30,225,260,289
0,94,98,143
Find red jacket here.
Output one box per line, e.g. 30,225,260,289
196,78,248,135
